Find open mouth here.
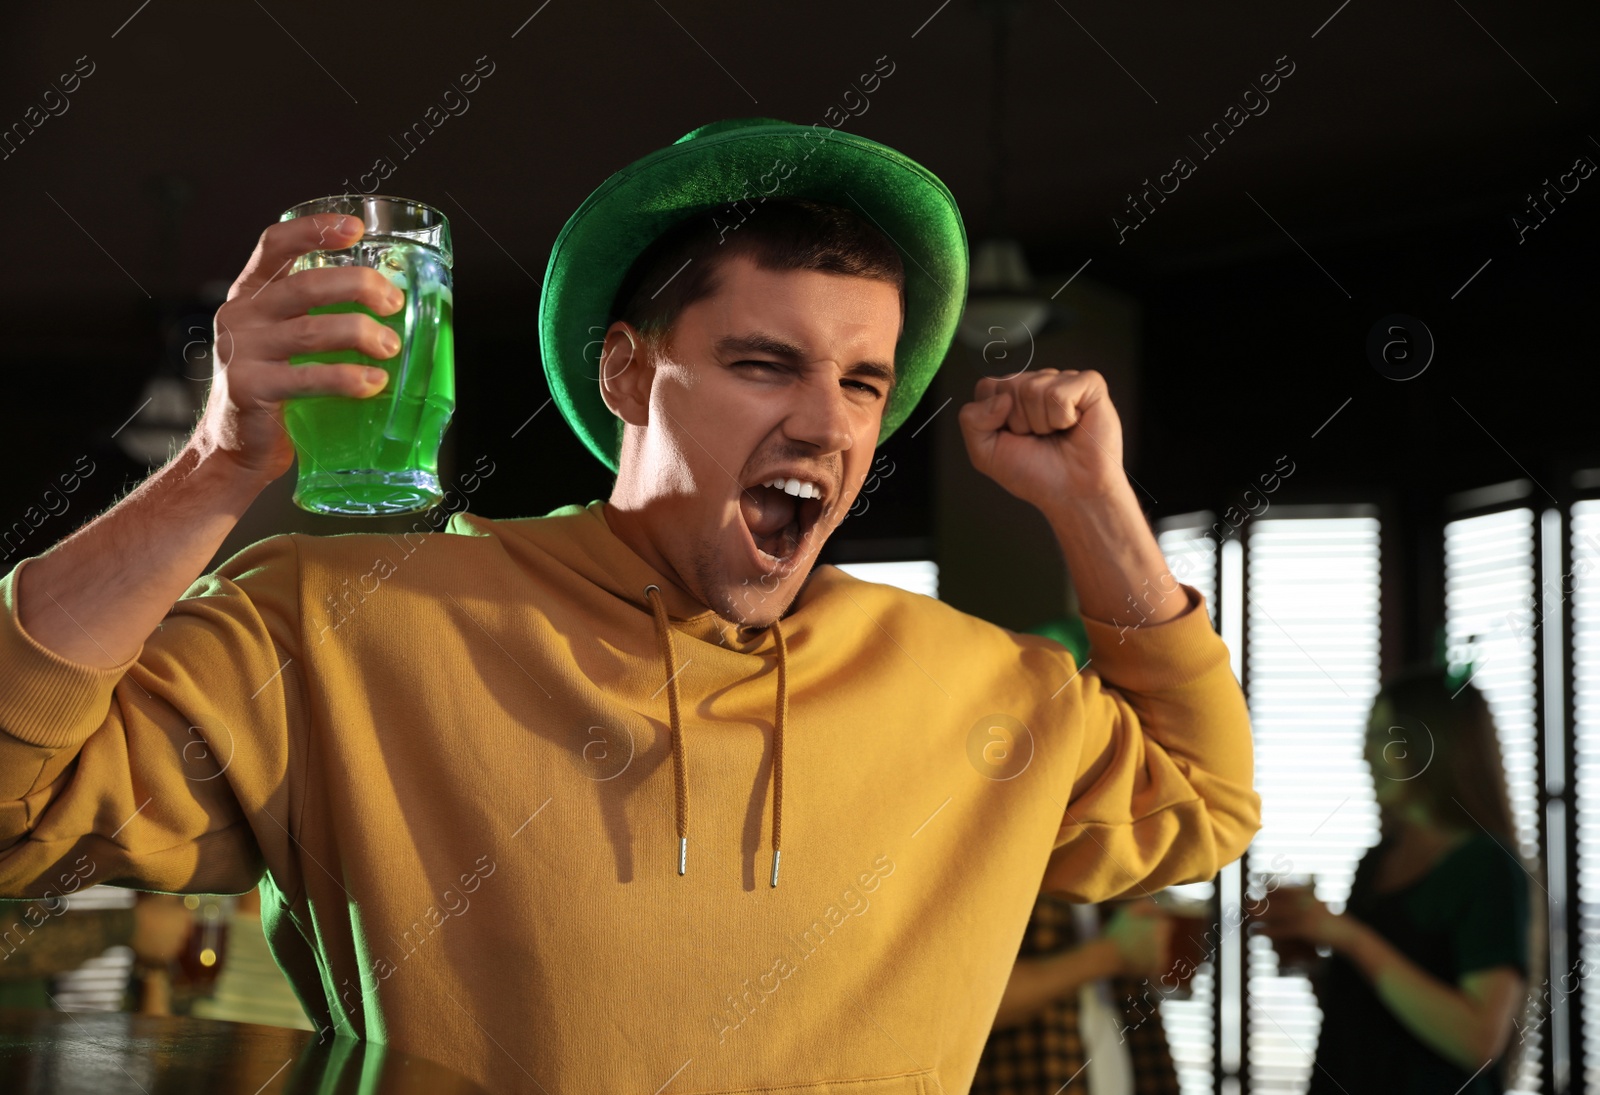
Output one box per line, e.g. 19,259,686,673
738,477,827,569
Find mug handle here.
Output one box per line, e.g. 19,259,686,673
380,246,436,445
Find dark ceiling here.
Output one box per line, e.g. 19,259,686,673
4,0,1594,309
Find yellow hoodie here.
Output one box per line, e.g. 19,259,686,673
0,500,1258,1094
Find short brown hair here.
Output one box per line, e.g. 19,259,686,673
609,198,906,355
1376,665,1518,841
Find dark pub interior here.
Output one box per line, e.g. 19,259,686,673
2,2,1597,1093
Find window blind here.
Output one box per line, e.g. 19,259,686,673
1243,514,1383,1094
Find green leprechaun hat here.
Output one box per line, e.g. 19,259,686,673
538,117,970,471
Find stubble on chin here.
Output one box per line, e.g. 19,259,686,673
690,538,753,629
689,537,800,632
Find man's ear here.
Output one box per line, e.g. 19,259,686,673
598,321,653,427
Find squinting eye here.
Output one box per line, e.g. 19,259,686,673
844,380,883,397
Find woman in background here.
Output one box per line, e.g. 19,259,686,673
1260,666,1533,1094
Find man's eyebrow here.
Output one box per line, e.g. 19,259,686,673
714,332,898,390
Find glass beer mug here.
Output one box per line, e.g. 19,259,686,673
278,194,455,515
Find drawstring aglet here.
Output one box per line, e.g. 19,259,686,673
678,837,688,876
769,849,781,888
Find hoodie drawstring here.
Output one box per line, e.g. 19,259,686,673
644,585,786,887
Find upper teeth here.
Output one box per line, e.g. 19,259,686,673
762,477,821,500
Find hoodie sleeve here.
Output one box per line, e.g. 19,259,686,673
1039,584,1260,901
0,535,306,903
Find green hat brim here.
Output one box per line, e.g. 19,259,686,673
538,118,970,472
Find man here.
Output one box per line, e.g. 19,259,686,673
0,118,1258,1093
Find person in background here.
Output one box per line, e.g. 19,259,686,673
973,895,1181,1095
1259,666,1533,1094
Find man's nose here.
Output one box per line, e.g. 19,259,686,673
784,374,855,453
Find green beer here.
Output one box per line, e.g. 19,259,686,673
280,197,455,516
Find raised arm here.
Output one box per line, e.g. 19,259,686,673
961,367,1260,899
18,213,400,668
957,366,1186,631
2,211,401,898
